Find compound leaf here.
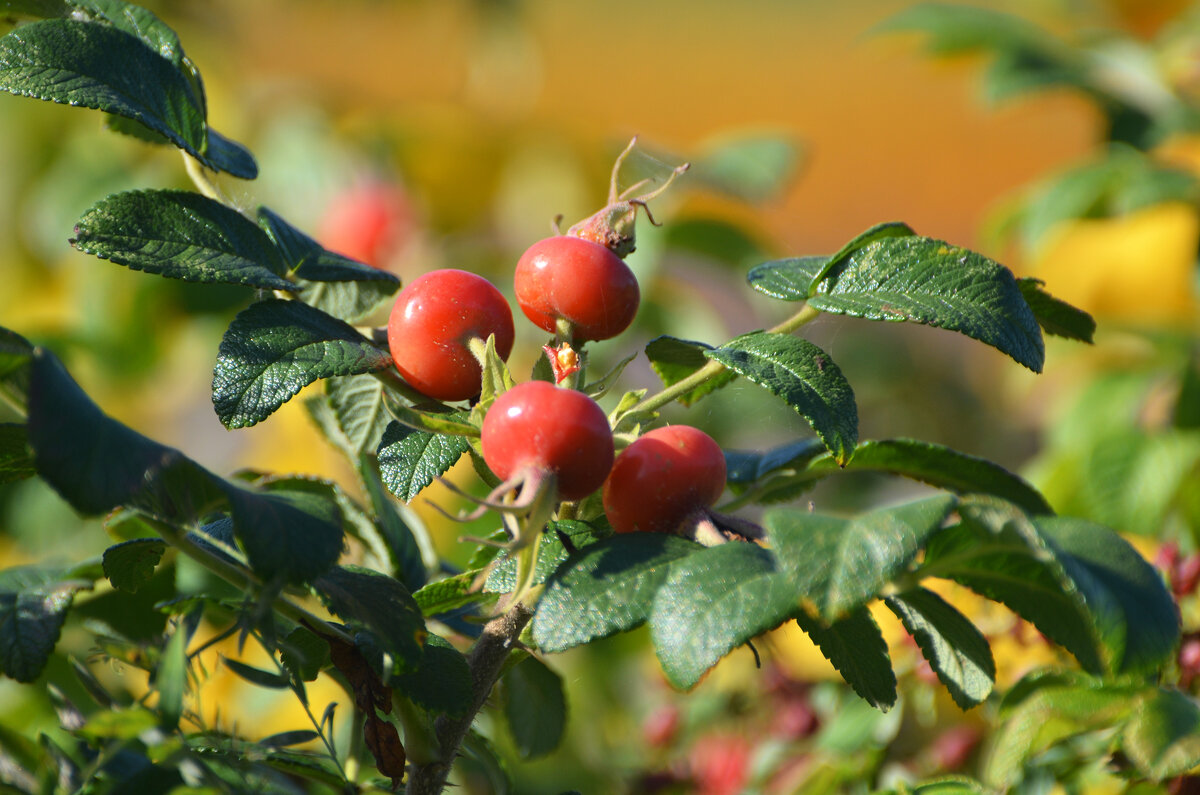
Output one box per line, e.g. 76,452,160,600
213,299,393,429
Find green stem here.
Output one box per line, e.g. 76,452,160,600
372,366,448,407
183,153,226,203
631,303,822,415
0,382,26,419
143,516,354,645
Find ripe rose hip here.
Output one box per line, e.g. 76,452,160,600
603,425,726,534
387,269,514,402
481,381,614,501
319,181,412,268
514,235,640,342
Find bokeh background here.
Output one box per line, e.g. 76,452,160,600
1,0,1198,792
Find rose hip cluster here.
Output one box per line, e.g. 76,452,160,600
382,149,727,536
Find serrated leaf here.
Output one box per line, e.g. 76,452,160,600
650,541,792,689
746,256,826,301
644,336,736,406
806,221,917,294
102,538,166,593
0,424,34,484
706,332,857,465
358,456,427,590
795,607,896,710
72,0,184,66
280,626,329,683
313,565,425,673
0,19,253,177
806,236,1044,372
324,375,393,458
1122,688,1200,780
386,403,479,437
156,621,186,729
260,751,345,789
502,655,566,758
802,438,1053,515
925,500,1179,676
884,588,994,709
532,534,700,653
693,133,802,203
0,566,89,682
412,570,493,616
377,420,471,503
393,634,471,717
1017,278,1095,343
72,190,287,289
226,485,343,586
724,438,826,484
485,520,605,593
765,495,956,621
213,299,392,428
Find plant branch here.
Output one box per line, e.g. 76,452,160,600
631,303,823,414
182,153,228,204
405,602,534,795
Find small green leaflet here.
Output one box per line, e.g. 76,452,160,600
101,538,167,593
313,565,425,675
644,336,736,406
795,607,896,710
706,332,858,465
156,622,187,729
485,520,605,594
212,299,393,429
72,190,288,289
0,565,92,683
1017,278,1095,343
502,655,566,758
377,420,471,503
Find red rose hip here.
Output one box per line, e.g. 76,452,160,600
603,425,726,534
387,269,514,402
481,381,614,501
514,235,640,343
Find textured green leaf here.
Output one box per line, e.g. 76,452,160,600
502,655,566,758
72,190,288,289
644,336,736,406
0,566,89,682
724,438,825,485
795,607,896,710
385,403,479,437
1122,689,1200,780
226,485,343,585
765,495,956,621
392,633,470,716
532,534,700,653
259,751,346,790
885,588,994,709
806,221,917,294
707,332,857,465
650,542,793,690
746,256,825,301
324,375,393,458
924,500,1179,676
313,565,425,673
692,133,802,202
0,424,34,484
0,20,253,177
412,570,493,616
358,456,427,591
156,622,187,729
213,299,392,429
101,538,166,593
807,236,1044,372
377,421,471,503
486,520,605,594
803,439,1053,515
1017,278,1095,343
279,626,329,683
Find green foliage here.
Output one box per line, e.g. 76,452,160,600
377,420,471,503
644,336,736,406
101,537,166,592
501,655,566,758
884,589,994,709
313,565,425,675
0,565,92,682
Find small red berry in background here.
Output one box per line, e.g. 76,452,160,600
603,425,726,534
480,381,614,501
642,705,681,749
689,733,751,795
319,180,413,269
514,235,640,343
387,269,513,402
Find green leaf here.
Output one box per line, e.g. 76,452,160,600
878,4,1067,59
724,438,826,485
485,520,605,594
765,495,956,621
807,236,1044,372
222,657,289,689
279,626,329,683
1016,278,1095,343
802,439,1053,515
806,221,917,294
259,751,346,790
0,566,90,682
650,542,793,690
1122,688,1200,780
413,570,494,616
213,299,393,429
322,375,393,459
795,607,896,710
884,588,994,709
707,332,858,465
644,336,736,406
76,707,158,741
72,190,288,289
746,256,825,301
259,730,321,748
502,655,566,758
691,133,802,203
72,0,185,66
0,20,253,177
377,421,471,503
313,565,425,673
392,634,470,716
0,327,33,408
924,500,1179,676
1177,352,1200,430
532,534,700,653
226,485,343,586
358,456,427,591
474,333,516,419
156,621,187,729
0,424,34,484
385,403,480,437
102,538,166,593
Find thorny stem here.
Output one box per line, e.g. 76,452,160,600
142,516,354,646
631,303,823,415
405,603,534,795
